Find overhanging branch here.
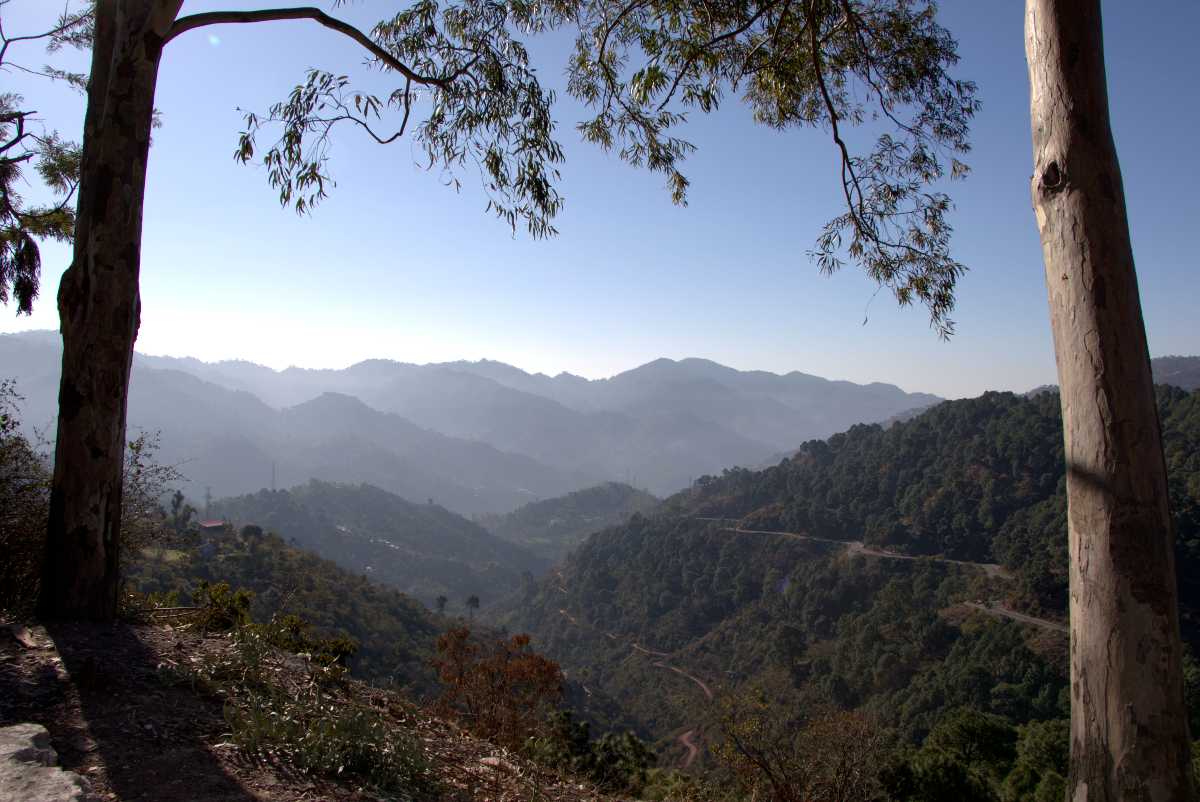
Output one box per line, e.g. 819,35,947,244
165,6,452,88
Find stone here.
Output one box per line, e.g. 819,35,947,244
0,723,99,801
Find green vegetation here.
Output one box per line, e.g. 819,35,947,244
480,481,660,563
530,711,659,796
172,590,438,799
211,480,547,605
127,523,442,695
0,379,49,610
663,386,1200,621
425,622,665,796
1,381,194,612
0,8,88,315
500,387,1200,796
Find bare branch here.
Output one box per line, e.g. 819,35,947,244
166,7,455,88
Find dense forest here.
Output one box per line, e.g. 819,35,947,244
210,480,548,606
661,386,1200,619
499,387,1200,797
479,482,660,562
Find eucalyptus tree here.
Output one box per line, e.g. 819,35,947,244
1026,1,1191,797
549,0,1191,796
0,1,89,314
37,0,565,622
31,0,1194,794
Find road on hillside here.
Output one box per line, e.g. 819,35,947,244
653,661,713,701
677,729,700,769
963,602,1067,634
713,523,1012,579
553,599,714,771
556,606,714,699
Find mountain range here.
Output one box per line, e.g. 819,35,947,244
6,329,1195,516
2,330,944,512
131,349,944,495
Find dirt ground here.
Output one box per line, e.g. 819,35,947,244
0,616,621,802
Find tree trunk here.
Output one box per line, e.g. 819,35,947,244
1024,1,1193,799
37,0,181,621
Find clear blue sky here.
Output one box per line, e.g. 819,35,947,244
2,1,1196,398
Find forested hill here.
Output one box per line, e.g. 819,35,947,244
478,482,660,562
661,385,1200,617
211,481,548,606
499,386,1200,784
128,525,442,695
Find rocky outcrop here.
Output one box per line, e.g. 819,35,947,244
0,723,97,801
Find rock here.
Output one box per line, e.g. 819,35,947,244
479,755,517,773
0,723,99,801
5,625,43,649
0,723,57,766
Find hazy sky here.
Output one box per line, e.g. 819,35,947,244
2,1,1196,398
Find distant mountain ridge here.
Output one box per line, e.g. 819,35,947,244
1153,356,1200,390
131,344,943,495
0,333,586,513
1024,356,1200,395
12,329,1116,507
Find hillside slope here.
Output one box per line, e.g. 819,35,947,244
498,386,1200,768
127,521,445,692
211,481,549,606
0,617,627,802
480,482,660,563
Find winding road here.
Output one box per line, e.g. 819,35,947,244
547,524,1056,772
963,602,1067,634
710,522,1012,579
553,567,714,770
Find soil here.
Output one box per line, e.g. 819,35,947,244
0,615,620,802
0,616,387,801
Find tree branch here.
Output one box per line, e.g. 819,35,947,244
165,7,453,88
805,0,866,228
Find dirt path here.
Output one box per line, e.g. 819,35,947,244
553,607,712,770
676,729,700,770
963,602,1067,634
721,526,1012,579
652,662,713,701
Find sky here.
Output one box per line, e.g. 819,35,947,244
2,1,1197,399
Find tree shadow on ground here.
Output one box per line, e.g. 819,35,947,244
38,622,260,802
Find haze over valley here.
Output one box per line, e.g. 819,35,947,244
3,330,944,511
3,2,1199,800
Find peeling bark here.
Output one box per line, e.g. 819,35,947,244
37,0,182,621
1025,1,1193,798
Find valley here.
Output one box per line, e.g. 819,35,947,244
495,383,1200,791
5,355,1199,799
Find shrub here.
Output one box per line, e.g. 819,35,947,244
193,581,254,631
432,626,563,748
184,607,435,799
261,613,358,667
226,683,433,796
714,692,889,802
0,380,49,611
527,710,657,794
